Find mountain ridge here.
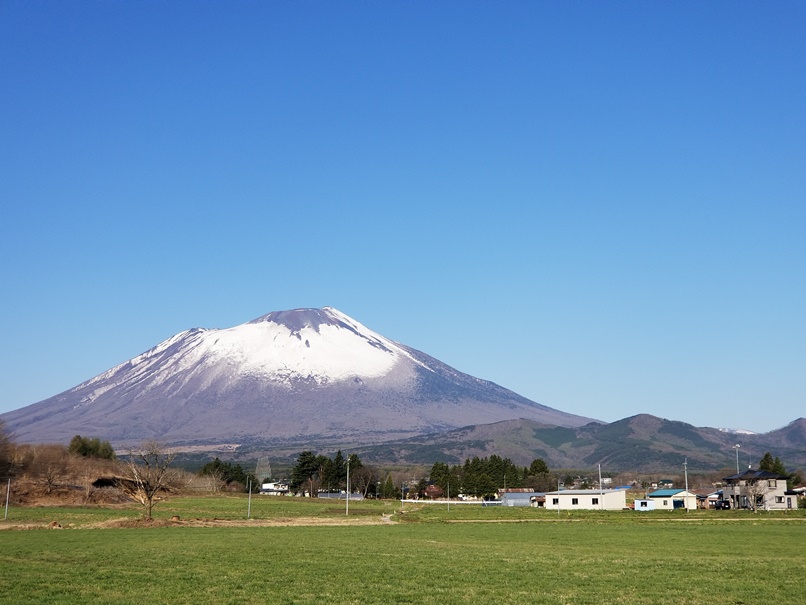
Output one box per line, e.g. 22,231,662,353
349,415,806,472
2,307,595,446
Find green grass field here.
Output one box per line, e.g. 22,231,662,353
2,496,804,605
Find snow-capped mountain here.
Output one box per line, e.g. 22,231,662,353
2,307,595,447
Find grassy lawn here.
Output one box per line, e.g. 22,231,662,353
2,497,804,605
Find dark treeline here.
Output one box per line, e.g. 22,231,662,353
426,455,554,499
289,449,556,499
290,450,380,497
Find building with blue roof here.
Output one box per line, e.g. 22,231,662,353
647,488,697,510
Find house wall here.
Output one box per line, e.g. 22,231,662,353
651,496,680,510
649,492,697,511
543,490,626,511
723,480,792,510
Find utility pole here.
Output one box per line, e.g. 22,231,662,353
345,455,351,516
247,477,252,519
683,458,689,512
598,464,603,511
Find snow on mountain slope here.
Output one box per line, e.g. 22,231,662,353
75,307,416,405
210,307,413,384
2,307,595,446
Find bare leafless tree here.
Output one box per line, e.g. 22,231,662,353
202,468,227,493
71,455,116,504
743,479,769,513
351,465,378,498
119,441,180,519
28,445,69,494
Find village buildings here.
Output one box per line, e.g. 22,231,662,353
721,469,799,511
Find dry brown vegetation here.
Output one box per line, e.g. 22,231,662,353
7,443,120,504
2,439,197,511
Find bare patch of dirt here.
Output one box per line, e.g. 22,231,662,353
86,515,397,529
4,515,399,531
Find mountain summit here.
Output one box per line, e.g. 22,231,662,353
2,307,595,447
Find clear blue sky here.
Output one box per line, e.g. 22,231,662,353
1,2,804,434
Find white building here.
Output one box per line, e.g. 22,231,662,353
633,499,656,512
260,481,290,495
646,489,698,511
543,489,627,511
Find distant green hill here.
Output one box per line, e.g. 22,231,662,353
348,415,806,473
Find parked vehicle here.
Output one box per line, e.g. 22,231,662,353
714,500,731,510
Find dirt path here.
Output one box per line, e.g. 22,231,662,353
1,514,399,530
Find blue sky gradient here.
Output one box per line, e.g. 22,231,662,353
2,2,804,433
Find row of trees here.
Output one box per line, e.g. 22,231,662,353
286,451,557,500
280,448,806,502
427,455,554,499
290,450,375,496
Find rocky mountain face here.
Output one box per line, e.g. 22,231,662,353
2,307,595,447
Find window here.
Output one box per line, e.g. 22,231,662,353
592,498,599,505
552,498,559,505
768,480,777,488
571,498,579,505
663,500,668,506
775,496,784,504
639,501,648,508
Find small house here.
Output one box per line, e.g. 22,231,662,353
692,488,721,509
646,489,697,510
